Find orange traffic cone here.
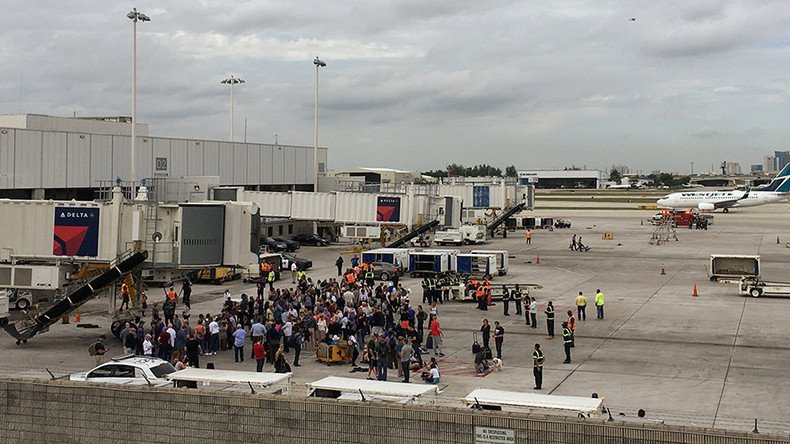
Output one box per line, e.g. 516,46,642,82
692,283,699,297
660,264,666,275
536,255,541,264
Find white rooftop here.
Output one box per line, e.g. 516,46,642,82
307,376,440,399
464,388,602,413
166,368,292,387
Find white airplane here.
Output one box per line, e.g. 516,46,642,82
657,164,790,212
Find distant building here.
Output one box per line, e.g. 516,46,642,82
774,151,790,172
763,155,776,174
327,167,436,184
751,164,763,173
517,170,604,189
724,162,741,175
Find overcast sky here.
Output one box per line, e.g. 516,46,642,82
2,1,790,174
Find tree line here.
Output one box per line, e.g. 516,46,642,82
424,164,518,178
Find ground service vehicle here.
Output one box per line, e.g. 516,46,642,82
738,277,790,298
70,355,176,386
434,226,486,246
554,219,571,229
195,267,241,284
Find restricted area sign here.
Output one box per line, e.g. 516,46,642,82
474,426,515,443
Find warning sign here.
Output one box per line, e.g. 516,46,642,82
474,426,515,444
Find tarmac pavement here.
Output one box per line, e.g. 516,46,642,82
3,203,790,433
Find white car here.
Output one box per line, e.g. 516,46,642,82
70,355,176,386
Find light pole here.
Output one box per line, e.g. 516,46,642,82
313,56,326,192
221,75,245,141
127,8,150,186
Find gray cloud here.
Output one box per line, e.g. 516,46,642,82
1,0,790,173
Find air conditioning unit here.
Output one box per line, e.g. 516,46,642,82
340,225,382,239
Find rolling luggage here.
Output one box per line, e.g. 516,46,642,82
472,332,482,354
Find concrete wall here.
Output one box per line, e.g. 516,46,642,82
0,378,788,444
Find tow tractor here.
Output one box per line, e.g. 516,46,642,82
738,277,790,298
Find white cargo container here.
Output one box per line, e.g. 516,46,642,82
709,255,760,281
455,253,496,277
470,250,509,275
361,248,413,268
434,226,486,246
290,191,335,221
408,250,454,277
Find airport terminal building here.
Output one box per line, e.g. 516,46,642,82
0,114,327,200
518,169,605,189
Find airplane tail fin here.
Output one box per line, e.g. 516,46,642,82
773,162,790,181
773,163,790,193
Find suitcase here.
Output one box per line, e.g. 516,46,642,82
426,335,433,349
472,332,482,354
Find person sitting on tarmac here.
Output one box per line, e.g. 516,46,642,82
474,348,490,373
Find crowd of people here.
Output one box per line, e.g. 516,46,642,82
106,261,443,385
98,245,610,393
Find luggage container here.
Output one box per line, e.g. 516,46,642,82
709,255,760,282
361,248,412,268
408,251,453,277
454,253,496,278
539,217,554,229
470,250,509,276
522,217,536,229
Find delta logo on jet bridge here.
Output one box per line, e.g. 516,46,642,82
376,196,401,222
53,206,100,257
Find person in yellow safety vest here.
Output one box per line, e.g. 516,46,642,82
427,276,438,304
267,270,276,291
364,267,375,286
595,289,605,319
296,270,306,282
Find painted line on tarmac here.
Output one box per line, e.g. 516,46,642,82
711,294,747,429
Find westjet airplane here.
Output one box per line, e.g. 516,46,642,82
656,164,790,212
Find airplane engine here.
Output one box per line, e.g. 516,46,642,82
698,202,715,212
